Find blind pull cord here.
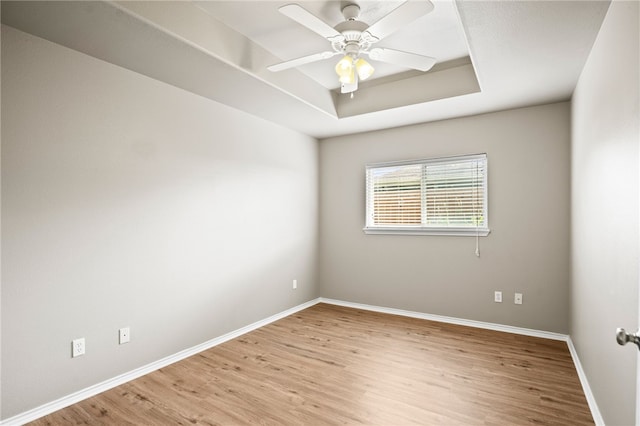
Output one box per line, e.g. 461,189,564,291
475,160,480,257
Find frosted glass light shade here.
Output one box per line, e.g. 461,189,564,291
335,56,355,84
355,58,375,80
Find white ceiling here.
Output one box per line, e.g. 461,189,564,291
1,1,610,139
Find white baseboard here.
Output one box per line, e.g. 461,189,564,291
2,296,604,426
566,337,605,426
319,297,604,425
0,298,321,426
319,297,568,340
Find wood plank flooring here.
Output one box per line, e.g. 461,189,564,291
29,303,594,425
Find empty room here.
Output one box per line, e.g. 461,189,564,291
1,0,639,425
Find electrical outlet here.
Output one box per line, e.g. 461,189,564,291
494,291,502,303
119,327,130,344
515,293,523,305
293,279,297,289
72,338,85,358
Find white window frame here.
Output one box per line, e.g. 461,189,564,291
364,153,490,236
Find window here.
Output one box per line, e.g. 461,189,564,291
364,154,489,236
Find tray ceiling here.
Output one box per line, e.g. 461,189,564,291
1,1,610,138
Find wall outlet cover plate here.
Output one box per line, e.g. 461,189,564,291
515,293,523,305
119,327,130,344
72,338,85,357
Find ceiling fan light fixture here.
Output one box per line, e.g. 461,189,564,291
355,58,374,80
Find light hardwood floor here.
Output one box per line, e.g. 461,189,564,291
30,303,594,425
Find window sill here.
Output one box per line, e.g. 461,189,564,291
363,227,491,237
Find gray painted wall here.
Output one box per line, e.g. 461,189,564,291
319,102,571,333
1,25,319,419
570,1,639,425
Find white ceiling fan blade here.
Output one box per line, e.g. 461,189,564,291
367,48,436,72
364,0,434,42
268,51,339,72
279,4,344,42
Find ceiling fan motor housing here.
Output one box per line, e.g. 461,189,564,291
333,18,371,56
334,20,368,36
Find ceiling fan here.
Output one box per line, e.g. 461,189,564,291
267,1,437,95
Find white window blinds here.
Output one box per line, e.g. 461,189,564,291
365,154,489,236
